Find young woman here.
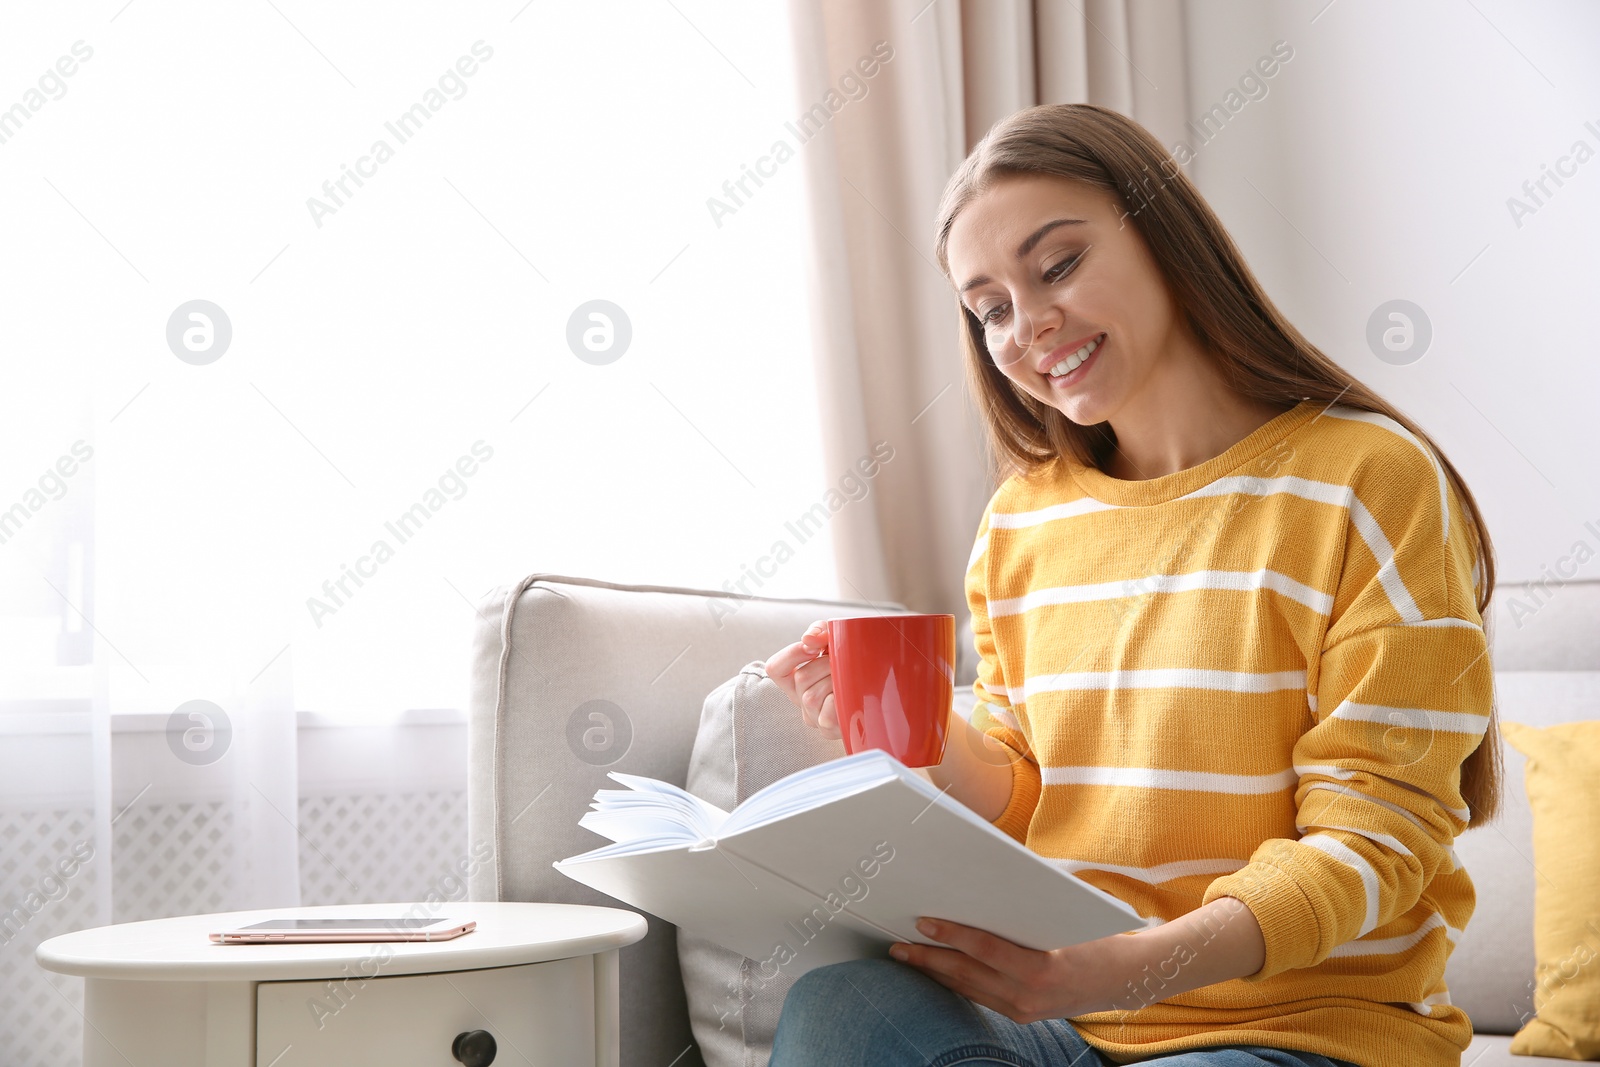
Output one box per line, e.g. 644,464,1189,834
765,103,1499,1067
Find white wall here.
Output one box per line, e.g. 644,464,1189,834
1183,0,1600,586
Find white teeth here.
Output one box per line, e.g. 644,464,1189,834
1048,334,1103,377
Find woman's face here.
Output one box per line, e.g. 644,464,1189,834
944,173,1184,428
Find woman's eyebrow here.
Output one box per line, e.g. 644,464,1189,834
1017,217,1086,257
958,217,1087,294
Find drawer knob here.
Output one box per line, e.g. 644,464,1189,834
452,1029,497,1066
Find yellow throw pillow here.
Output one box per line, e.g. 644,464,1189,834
1501,720,1600,1060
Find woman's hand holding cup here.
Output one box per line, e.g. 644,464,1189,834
769,614,954,769
766,620,841,740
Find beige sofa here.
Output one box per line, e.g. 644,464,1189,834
466,572,1599,1067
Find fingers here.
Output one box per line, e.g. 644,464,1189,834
903,920,1047,1004
791,653,830,691
767,621,830,687
816,690,838,735
769,621,840,739
888,922,1019,1014
914,918,1026,972
769,648,827,704
803,684,838,738
765,642,808,687
796,671,838,737
800,620,830,654
891,940,996,1003
888,919,1067,1025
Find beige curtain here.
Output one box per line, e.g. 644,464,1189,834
787,0,1190,649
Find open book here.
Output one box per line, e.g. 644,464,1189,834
554,749,1149,979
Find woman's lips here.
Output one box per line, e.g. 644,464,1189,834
1037,333,1102,375
1043,333,1105,387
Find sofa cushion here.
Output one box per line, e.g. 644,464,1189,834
678,662,845,1067
680,631,949,1067
675,636,987,1067
1446,671,1600,1036
1500,719,1600,1060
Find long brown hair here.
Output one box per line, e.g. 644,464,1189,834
934,103,1502,826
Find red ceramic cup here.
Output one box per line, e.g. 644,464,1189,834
825,613,955,768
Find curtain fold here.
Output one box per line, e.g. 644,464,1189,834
788,0,1192,639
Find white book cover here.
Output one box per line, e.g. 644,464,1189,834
554,750,1151,978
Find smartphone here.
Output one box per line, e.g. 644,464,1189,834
209,917,476,944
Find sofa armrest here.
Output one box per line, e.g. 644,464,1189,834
464,572,909,1066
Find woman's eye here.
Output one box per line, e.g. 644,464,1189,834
1045,253,1083,282
972,249,1085,325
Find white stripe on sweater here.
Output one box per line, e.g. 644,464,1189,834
984,466,1442,626
1302,833,1382,936
1324,405,1450,543
1351,495,1425,624
1308,807,1468,869
1327,700,1490,737
1180,472,1350,509
986,576,1133,618
1297,819,1413,859
1403,616,1481,631
1301,779,1469,832
1048,855,1248,885
987,569,1333,619
1328,912,1445,958
989,497,1121,529
1298,760,1473,822
1041,765,1299,794
1294,762,1358,781
1408,990,1453,1016
1010,668,1306,704
1179,475,1424,623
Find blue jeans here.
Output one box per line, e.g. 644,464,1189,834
769,959,1362,1067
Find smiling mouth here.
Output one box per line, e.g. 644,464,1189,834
1042,332,1106,379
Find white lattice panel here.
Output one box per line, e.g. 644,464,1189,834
4,790,466,1061
297,790,467,906
111,800,236,923
0,806,99,1067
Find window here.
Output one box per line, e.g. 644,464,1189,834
1,1,833,723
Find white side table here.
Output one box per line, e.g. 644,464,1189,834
36,901,647,1067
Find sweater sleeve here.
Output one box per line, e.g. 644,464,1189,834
1200,443,1493,981
965,496,1042,844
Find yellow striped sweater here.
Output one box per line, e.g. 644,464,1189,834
967,400,1491,1067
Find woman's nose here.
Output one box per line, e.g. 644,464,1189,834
1009,291,1061,350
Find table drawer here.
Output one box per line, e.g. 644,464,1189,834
256,956,596,1066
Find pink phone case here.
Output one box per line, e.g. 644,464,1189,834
209,920,476,944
